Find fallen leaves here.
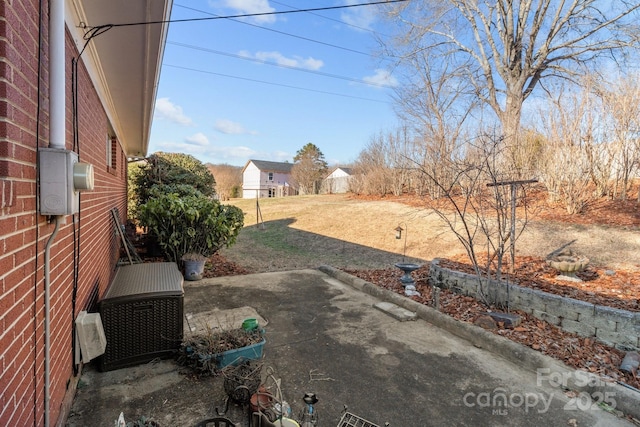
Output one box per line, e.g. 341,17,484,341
203,253,250,278
438,256,640,312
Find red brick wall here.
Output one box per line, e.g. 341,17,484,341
0,2,128,426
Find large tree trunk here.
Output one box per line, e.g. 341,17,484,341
500,90,523,146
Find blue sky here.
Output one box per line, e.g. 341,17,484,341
148,1,400,167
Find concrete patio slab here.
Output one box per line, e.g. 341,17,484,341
65,268,635,427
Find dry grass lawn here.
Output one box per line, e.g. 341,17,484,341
221,194,639,273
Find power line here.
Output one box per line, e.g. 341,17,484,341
163,63,390,103
173,4,374,58
270,0,386,36
84,0,407,35
167,41,394,88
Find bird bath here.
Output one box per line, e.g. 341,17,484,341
394,262,421,296
546,249,589,281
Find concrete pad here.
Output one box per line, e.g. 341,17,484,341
373,301,418,321
66,269,636,427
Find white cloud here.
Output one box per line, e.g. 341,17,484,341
185,132,210,146
198,144,290,165
244,51,324,71
151,139,290,166
152,141,209,157
340,0,378,31
269,151,291,163
220,0,276,24
214,119,258,135
154,98,193,126
201,144,260,164
213,145,258,159
363,69,398,87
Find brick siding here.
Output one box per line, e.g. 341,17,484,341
0,2,128,425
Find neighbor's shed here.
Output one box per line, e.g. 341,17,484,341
242,159,297,198
323,167,353,194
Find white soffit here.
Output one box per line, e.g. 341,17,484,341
65,0,172,157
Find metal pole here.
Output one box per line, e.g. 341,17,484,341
510,183,516,274
403,224,407,263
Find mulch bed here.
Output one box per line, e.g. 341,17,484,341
203,253,250,278
438,255,640,312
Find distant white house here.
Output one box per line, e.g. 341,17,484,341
242,159,297,198
323,166,353,194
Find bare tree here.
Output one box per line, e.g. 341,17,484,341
382,1,640,144
417,134,534,305
207,164,242,200
535,74,640,210
352,128,414,196
576,76,617,199
598,75,640,200
352,135,391,196
537,84,595,214
387,127,414,196
393,53,477,198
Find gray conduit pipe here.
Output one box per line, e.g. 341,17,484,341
46,0,65,423
44,216,61,427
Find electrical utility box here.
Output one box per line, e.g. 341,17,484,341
39,148,94,215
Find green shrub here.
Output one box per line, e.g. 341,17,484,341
138,193,244,262
127,161,145,221
230,185,242,199
147,183,204,199
129,152,216,221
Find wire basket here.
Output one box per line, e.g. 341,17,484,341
337,412,380,427
222,361,263,403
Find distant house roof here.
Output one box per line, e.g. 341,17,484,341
243,159,294,173
333,167,353,175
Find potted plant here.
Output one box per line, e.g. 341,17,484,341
137,191,244,280
181,253,208,281
177,324,266,375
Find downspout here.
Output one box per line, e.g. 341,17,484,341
49,0,65,150
45,0,66,426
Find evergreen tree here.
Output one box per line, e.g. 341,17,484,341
292,143,328,194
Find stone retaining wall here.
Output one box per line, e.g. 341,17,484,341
429,259,640,350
